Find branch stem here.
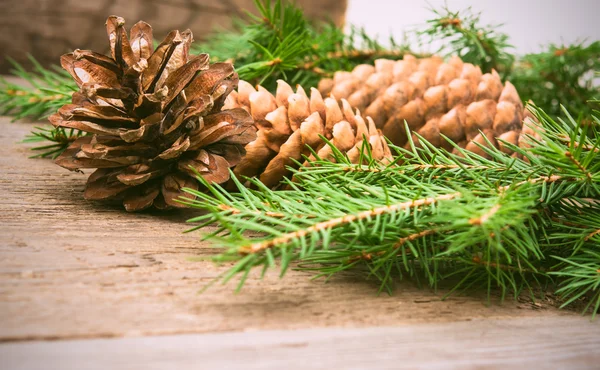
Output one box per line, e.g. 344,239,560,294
238,192,461,255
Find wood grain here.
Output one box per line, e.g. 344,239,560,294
2,316,599,369
0,115,583,342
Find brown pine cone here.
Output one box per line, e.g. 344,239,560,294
51,16,256,211
318,55,533,158
223,80,393,188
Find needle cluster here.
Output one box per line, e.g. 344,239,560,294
418,5,515,77
183,105,600,317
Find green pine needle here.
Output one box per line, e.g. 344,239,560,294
418,4,515,76
22,126,85,159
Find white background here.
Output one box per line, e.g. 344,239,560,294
345,0,600,55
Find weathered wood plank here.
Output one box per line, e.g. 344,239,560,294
0,115,582,341
2,316,599,370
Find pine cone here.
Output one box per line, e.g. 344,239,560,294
51,16,256,211
318,55,531,158
223,80,393,188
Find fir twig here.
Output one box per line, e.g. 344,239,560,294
22,126,84,159
510,41,600,117
0,56,83,159
184,104,600,316
418,5,515,76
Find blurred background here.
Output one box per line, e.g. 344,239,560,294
0,0,347,73
1,0,598,73
346,0,600,54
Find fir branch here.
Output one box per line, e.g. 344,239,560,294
418,5,515,76
238,192,461,255
184,104,600,315
551,248,600,319
510,41,600,117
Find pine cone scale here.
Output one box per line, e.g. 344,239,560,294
50,113,122,136
320,55,537,158
141,30,180,92
162,54,211,106
84,168,132,200
129,21,153,61
184,63,236,100
226,79,393,188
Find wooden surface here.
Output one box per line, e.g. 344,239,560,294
1,114,599,367
2,316,599,370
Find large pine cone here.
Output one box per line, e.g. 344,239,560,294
318,55,530,158
51,16,256,211
223,80,393,188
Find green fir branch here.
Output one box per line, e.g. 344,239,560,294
418,5,515,77
184,105,600,316
510,41,600,117
0,56,83,159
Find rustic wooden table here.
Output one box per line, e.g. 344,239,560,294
1,113,599,369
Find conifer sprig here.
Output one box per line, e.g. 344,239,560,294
0,57,85,158
0,56,75,121
22,126,85,159
418,5,515,76
510,41,600,117
183,106,600,316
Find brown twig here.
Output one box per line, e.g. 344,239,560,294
393,229,438,249
498,175,563,192
471,255,539,274
266,58,283,66
469,204,501,226
238,192,461,255
340,163,493,174
584,228,600,241
440,17,462,29
218,204,285,219
218,204,318,220
556,135,599,153
565,151,593,181
346,228,438,264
